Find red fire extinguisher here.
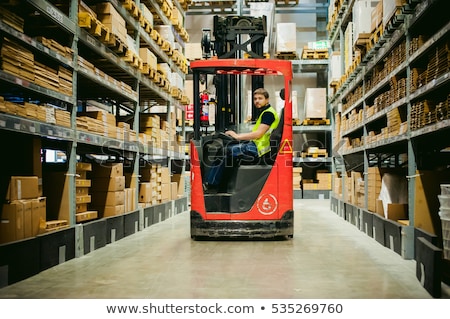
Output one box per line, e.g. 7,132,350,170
200,90,209,126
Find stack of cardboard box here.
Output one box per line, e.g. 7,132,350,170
90,163,125,217
159,166,171,203
139,163,159,206
75,163,98,222
333,173,342,198
171,173,185,200
140,114,161,148
293,167,302,190
368,167,382,213
317,172,332,190
0,176,46,244
77,110,117,138
138,163,174,206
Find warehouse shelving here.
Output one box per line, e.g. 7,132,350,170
0,0,189,287
291,58,332,199
328,0,450,296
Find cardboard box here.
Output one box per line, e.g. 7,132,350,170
139,48,157,70
161,183,171,201
139,182,154,203
76,203,88,213
160,167,171,184
303,183,318,190
91,163,123,178
91,176,126,192
18,200,33,238
77,111,116,127
375,199,384,216
386,203,408,221
171,174,185,196
170,182,178,200
124,188,134,212
91,191,125,206
6,176,39,201
31,197,46,236
0,201,24,243
95,205,125,217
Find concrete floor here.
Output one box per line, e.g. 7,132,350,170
0,199,448,299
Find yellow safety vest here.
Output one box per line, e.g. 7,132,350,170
252,106,280,156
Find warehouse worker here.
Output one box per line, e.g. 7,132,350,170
204,88,279,191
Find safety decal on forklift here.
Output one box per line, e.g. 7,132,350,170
279,139,293,154
256,194,278,215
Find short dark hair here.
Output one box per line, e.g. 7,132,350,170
254,88,269,99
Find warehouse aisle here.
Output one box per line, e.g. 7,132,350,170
0,199,446,299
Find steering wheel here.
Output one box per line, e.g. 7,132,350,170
217,132,237,141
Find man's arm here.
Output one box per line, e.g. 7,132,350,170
225,124,270,141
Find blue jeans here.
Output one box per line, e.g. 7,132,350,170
206,141,258,186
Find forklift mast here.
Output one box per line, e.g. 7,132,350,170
200,15,267,131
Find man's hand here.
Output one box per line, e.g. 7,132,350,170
225,130,239,139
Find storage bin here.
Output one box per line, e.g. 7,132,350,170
441,184,450,195
438,195,450,209
439,208,450,219
441,217,450,259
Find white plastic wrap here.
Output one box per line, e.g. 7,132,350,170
304,88,326,119
250,2,275,54
378,173,408,218
276,23,297,53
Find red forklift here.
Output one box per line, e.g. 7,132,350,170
189,16,294,239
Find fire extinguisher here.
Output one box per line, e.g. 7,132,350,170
200,90,209,126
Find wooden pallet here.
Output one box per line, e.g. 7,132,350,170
275,51,298,60
45,220,69,231
152,72,163,86
76,211,98,223
122,51,143,70
274,0,299,4
78,12,110,43
141,64,156,77
180,95,190,105
301,152,328,158
301,49,329,60
141,18,152,34
302,118,330,125
121,0,140,19
150,29,163,46
161,40,172,53
368,24,384,50
107,33,128,55
170,87,181,98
